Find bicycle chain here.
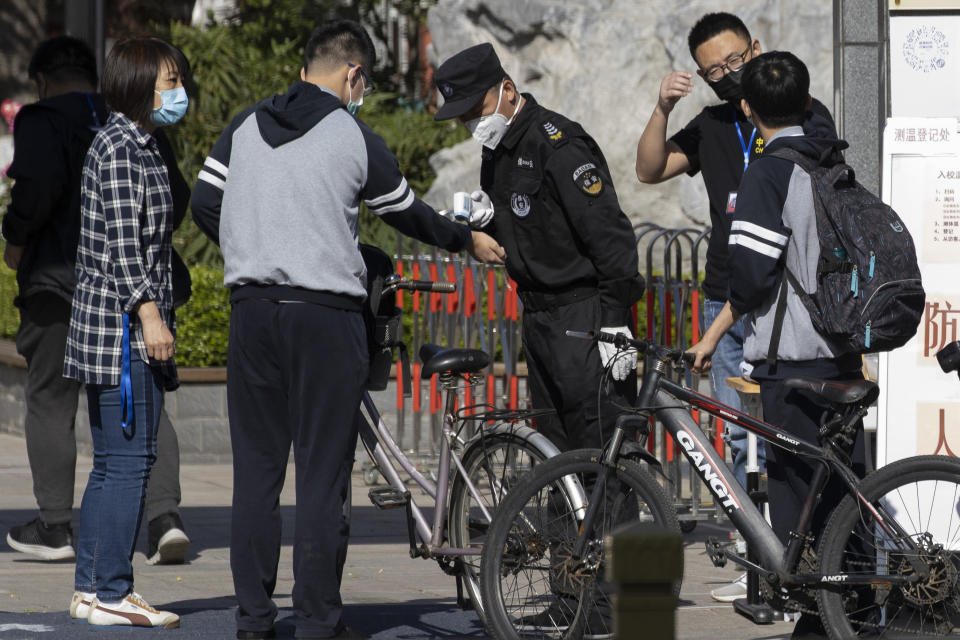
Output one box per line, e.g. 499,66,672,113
759,545,818,615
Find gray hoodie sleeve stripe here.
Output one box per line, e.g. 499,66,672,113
365,177,408,207
370,190,415,215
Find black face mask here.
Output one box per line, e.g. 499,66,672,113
708,67,745,105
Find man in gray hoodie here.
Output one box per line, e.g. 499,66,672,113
190,19,503,640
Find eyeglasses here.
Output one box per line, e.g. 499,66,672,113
702,45,752,82
347,62,375,97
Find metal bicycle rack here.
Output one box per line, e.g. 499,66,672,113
384,225,729,528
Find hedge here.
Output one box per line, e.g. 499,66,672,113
0,250,230,368
1,251,700,369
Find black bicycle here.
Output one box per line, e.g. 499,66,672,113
480,330,960,639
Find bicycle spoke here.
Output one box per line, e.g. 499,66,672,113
818,457,960,638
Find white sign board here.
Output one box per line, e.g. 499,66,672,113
879,117,960,467
891,15,960,117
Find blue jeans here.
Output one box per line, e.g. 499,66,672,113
74,353,163,601
701,297,765,489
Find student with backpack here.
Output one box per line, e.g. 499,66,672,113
686,50,923,639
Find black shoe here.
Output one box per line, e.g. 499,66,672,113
237,630,275,639
6,518,74,560
517,602,575,633
146,512,190,565
790,613,828,639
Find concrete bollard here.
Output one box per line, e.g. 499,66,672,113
606,522,684,640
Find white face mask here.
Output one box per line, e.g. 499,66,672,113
347,70,364,115
463,81,521,150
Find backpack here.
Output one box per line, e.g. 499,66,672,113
766,146,925,360
359,244,410,392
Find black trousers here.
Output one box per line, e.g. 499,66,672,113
228,299,367,638
522,295,636,451
15,291,182,525
759,375,867,547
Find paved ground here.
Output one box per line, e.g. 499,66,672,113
0,432,802,639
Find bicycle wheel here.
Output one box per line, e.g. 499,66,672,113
448,426,552,625
480,449,680,640
817,455,960,639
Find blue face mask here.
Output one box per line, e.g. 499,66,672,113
150,86,188,126
346,77,365,116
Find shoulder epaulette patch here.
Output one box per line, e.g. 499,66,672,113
572,162,603,196
540,120,565,145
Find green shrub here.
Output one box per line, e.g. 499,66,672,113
174,265,231,367
0,250,230,367
0,243,18,340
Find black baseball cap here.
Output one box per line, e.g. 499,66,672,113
434,43,505,121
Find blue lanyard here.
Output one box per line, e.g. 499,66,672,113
734,120,756,173
120,313,134,433
85,93,102,130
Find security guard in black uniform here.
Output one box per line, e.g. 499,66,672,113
434,43,645,453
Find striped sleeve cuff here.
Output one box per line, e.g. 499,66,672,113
728,220,789,260
197,156,229,191
364,177,415,215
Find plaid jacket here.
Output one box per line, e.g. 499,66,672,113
63,112,177,387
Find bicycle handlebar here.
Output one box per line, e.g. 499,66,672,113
383,277,457,295
565,329,695,366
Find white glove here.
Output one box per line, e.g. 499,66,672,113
468,190,495,229
597,326,638,381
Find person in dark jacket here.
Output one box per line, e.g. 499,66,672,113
687,51,866,640
433,43,645,455
433,43,645,640
636,13,838,602
190,20,503,640
2,36,189,567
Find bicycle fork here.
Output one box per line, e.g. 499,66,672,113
571,426,629,559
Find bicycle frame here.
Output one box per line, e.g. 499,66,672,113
629,357,925,585
357,385,563,558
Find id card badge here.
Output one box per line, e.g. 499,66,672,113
726,191,737,215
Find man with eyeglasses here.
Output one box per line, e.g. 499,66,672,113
191,19,504,640
635,11,836,603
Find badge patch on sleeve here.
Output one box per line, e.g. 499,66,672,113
572,162,603,196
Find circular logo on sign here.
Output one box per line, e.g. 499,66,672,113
903,25,949,73
511,192,531,217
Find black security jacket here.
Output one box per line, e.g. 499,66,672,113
480,95,644,325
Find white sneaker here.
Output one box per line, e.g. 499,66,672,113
87,592,180,629
710,572,748,602
69,591,95,619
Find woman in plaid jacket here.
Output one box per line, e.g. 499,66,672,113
62,37,189,630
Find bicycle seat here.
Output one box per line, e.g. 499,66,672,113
419,344,490,377
784,377,879,407
936,340,960,373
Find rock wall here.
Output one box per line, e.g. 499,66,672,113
424,0,834,231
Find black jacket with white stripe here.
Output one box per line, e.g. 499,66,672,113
190,81,469,306
728,128,860,379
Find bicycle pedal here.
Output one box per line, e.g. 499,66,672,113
705,536,729,568
368,487,410,509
